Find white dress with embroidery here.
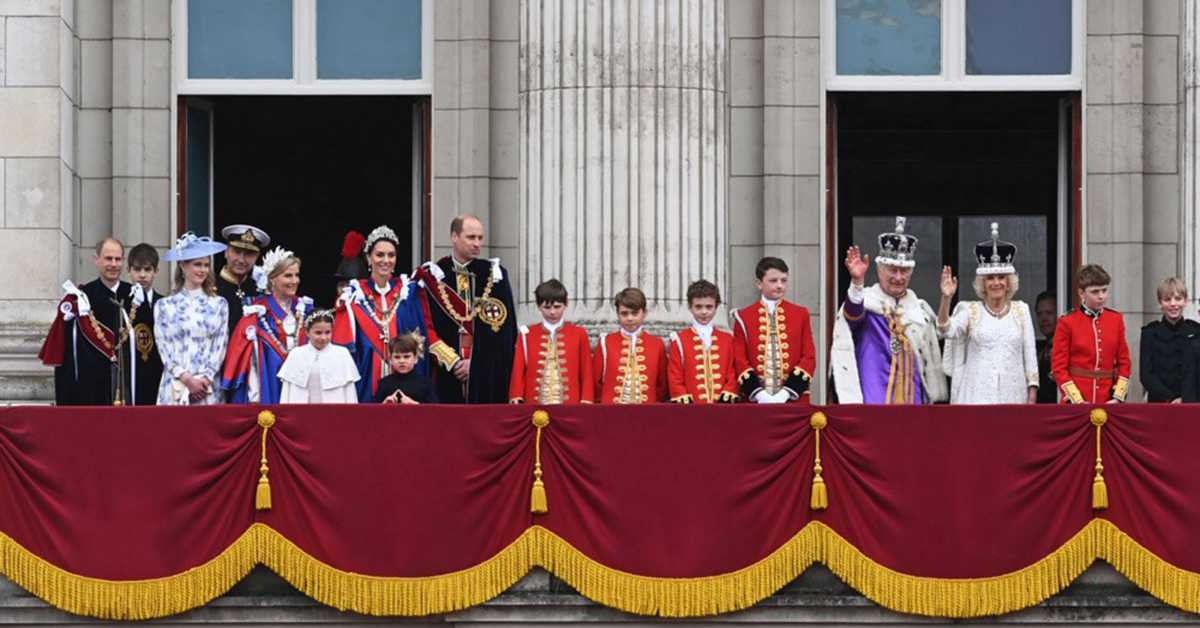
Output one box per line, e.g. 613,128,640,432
154,288,229,405
940,300,1039,404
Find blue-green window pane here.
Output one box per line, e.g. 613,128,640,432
317,0,422,79
966,0,1071,75
188,0,293,79
836,0,941,76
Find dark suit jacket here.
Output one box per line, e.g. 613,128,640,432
1141,318,1200,402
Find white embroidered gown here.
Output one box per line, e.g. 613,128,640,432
940,301,1039,404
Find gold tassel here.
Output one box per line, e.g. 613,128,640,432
810,411,828,510
531,410,550,514
1090,408,1108,510
256,410,276,511
1092,475,1108,510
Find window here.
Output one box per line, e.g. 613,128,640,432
826,0,1081,90
965,0,1071,76
188,1,293,79
316,0,422,80
836,0,942,76
175,0,432,94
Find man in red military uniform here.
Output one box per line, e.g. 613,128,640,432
1052,264,1131,404
510,279,594,404
668,280,739,404
732,257,817,404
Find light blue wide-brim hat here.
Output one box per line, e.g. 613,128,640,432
163,232,228,262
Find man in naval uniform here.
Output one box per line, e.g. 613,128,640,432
216,224,270,336
421,215,518,404
831,217,947,404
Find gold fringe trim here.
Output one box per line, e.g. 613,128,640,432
5,520,1200,619
0,525,261,620
256,525,533,616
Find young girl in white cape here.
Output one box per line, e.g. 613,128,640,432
277,310,360,403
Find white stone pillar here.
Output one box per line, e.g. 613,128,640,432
0,1,80,402
518,0,726,327
1184,0,1200,305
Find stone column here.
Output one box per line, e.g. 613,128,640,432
1183,0,1200,303
518,0,726,327
110,0,172,259
0,0,79,402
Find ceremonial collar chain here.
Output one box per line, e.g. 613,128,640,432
436,272,497,325
362,280,400,330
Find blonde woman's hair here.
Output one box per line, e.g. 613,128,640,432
1157,276,1187,301
973,273,1019,300
173,258,217,296
268,255,302,280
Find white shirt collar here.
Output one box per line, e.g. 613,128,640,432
372,281,391,295
542,319,564,335
761,296,779,313
692,321,714,348
620,326,642,339
186,287,204,298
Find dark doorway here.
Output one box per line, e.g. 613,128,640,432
182,96,426,308
832,92,1077,308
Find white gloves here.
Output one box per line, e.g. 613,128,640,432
753,389,791,404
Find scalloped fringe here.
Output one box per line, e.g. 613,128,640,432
1,520,1198,620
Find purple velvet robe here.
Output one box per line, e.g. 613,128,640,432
843,298,926,404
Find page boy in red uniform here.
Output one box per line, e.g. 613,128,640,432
732,256,817,404
1052,264,1132,404
510,279,594,404
668,280,739,404
593,288,668,403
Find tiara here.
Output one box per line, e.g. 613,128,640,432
259,246,296,277
364,225,400,253
396,330,426,359
303,309,335,328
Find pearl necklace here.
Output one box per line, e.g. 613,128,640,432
983,301,1010,319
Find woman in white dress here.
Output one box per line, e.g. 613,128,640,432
155,233,230,405
937,224,1039,404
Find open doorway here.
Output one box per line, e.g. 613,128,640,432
830,91,1079,308
823,91,1083,401
177,96,429,308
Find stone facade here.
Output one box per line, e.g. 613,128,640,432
0,1,1190,405
1087,0,1186,386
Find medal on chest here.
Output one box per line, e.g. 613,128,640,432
477,297,508,332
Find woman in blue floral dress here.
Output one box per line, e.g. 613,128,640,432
155,233,230,405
